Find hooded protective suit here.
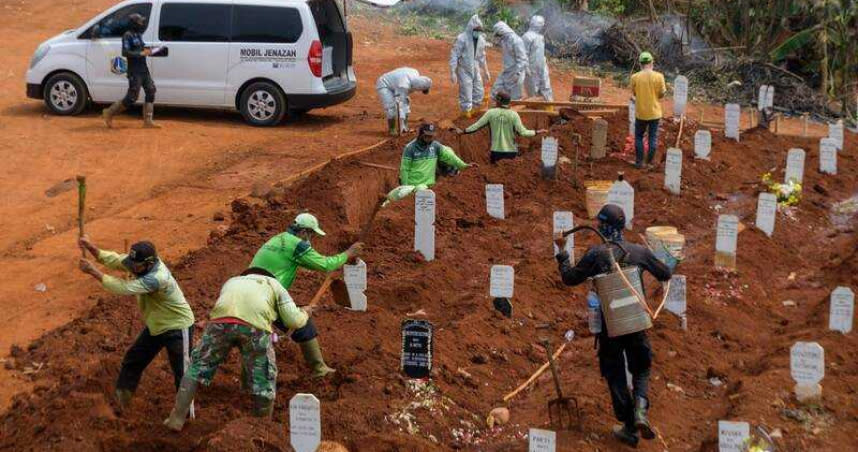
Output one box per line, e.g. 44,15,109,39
376,67,432,129
522,16,553,101
450,15,490,113
491,21,529,100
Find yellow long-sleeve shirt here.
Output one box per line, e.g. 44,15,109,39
97,250,195,336
209,274,308,333
630,69,666,121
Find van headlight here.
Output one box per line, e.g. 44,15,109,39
30,44,51,69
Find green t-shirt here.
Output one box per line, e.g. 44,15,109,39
464,107,535,153
209,274,308,333
249,230,348,289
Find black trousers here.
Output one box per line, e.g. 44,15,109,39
490,151,519,164
598,330,652,427
122,71,156,108
116,326,193,392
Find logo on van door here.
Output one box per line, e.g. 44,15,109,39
110,56,128,75
239,47,298,64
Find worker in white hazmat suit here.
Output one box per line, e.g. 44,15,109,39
450,14,490,118
376,67,433,136
491,21,528,101
522,15,553,101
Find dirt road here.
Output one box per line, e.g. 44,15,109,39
0,0,830,412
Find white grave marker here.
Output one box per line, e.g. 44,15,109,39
628,100,636,136
829,120,844,151
820,138,837,175
664,148,683,195
784,148,806,184
486,184,505,219
343,259,367,311
289,394,321,452
791,342,824,384
674,75,689,117
490,265,514,298
414,190,435,261
829,287,854,334
591,119,608,159
755,192,777,237
541,136,559,168
725,104,741,140
665,275,687,329
718,420,750,452
553,211,574,257
758,85,769,110
694,130,711,160
765,86,775,109
607,179,634,230
715,215,739,269
528,428,556,452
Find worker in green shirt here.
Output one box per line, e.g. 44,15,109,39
163,267,311,431
249,213,362,378
386,123,473,203
78,237,195,413
461,90,547,163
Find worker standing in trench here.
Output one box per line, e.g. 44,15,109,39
77,237,195,413
630,51,666,169
376,67,433,136
460,91,547,163
249,213,362,378
385,123,473,204
163,267,310,431
553,204,672,448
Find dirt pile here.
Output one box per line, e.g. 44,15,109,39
2,111,857,451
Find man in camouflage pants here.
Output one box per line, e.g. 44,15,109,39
163,267,311,431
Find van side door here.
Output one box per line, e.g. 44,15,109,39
150,1,231,106
83,2,153,103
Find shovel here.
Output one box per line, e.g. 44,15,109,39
541,338,580,430
329,196,386,308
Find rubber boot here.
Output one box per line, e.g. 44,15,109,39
143,103,160,129
252,396,274,418
102,101,125,128
612,423,640,448
299,338,336,379
634,396,655,440
387,119,397,136
163,378,198,432
115,388,133,414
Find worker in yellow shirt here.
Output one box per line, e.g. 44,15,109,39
630,52,666,169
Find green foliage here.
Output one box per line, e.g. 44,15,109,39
590,0,626,15
481,0,523,30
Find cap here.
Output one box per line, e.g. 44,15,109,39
597,204,626,230
122,241,157,268
639,51,654,64
418,123,436,135
294,213,326,236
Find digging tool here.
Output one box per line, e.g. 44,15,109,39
77,175,86,257
502,342,567,402
541,338,580,430
328,196,387,308
357,161,398,171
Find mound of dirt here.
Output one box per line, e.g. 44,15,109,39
2,110,856,451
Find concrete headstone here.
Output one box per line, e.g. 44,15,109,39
490,265,515,299
591,119,608,159
784,148,806,184
725,104,741,140
829,287,854,334
290,394,321,452
819,138,837,175
765,86,775,109
715,214,739,269
414,190,435,261
401,319,433,379
553,211,574,257
343,259,367,311
790,341,825,385
664,148,683,195
755,192,777,237
694,130,711,160
486,184,505,219
758,85,769,110
718,420,750,452
607,179,634,230
541,136,559,177
829,120,844,151
674,75,689,117
528,428,556,452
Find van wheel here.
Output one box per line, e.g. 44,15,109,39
44,72,89,116
239,82,286,126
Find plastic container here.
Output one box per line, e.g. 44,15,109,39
658,232,686,260
585,180,612,218
592,265,652,337
587,291,603,334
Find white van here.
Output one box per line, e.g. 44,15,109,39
26,0,356,126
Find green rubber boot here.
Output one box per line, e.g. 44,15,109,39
612,423,640,448
634,396,655,440
163,378,198,432
299,338,336,379
115,388,133,414
387,119,397,136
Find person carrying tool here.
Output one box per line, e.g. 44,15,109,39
553,204,671,448
102,13,160,129
461,91,547,163
630,51,666,168
376,67,433,136
163,267,311,431
249,213,362,378
521,15,554,101
77,237,195,413
490,21,528,101
450,14,491,119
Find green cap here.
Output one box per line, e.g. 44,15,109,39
639,51,654,64
294,213,326,236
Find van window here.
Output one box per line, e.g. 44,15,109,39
232,6,303,43
309,0,345,42
159,3,231,42
80,3,152,39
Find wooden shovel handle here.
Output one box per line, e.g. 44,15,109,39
308,273,335,308
503,343,567,402
77,175,86,257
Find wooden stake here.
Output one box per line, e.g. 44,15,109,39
76,176,86,257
